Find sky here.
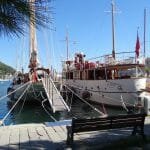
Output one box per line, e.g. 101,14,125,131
0,0,150,72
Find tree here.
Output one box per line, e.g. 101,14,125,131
0,0,51,36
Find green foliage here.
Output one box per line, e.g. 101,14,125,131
0,61,15,75
0,0,51,36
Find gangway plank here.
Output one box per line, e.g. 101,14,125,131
42,75,70,113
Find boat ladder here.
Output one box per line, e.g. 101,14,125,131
42,75,70,113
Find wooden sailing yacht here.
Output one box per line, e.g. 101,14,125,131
7,0,69,113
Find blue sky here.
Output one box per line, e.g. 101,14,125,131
0,0,150,72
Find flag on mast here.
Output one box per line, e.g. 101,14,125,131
135,30,140,58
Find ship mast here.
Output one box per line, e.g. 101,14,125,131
66,29,69,61
65,30,77,60
29,0,38,70
143,8,146,58
111,0,116,59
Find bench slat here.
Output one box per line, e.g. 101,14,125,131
73,118,144,128
73,114,145,123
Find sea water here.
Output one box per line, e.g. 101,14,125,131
0,81,125,125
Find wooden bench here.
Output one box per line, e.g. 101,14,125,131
66,113,146,145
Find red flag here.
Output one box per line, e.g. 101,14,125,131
135,31,140,58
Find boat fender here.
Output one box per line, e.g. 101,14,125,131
82,91,91,99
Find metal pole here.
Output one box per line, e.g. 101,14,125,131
112,0,115,59
144,8,146,57
66,30,69,60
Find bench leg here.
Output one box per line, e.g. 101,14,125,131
66,126,74,146
132,126,137,136
140,125,146,140
132,125,146,140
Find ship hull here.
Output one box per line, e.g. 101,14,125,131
7,82,46,103
65,78,147,107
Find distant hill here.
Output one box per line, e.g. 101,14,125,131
0,61,16,75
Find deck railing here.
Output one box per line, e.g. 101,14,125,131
42,74,70,112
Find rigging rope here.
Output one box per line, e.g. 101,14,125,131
69,90,73,110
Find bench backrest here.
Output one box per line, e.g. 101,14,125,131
72,113,146,133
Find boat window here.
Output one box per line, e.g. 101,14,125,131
88,70,94,80
95,69,106,80
80,71,83,80
70,72,73,79
118,67,145,78
137,67,145,77
66,72,69,79
73,71,80,80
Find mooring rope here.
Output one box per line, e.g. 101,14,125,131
0,82,32,126
93,91,135,107
64,84,106,116
0,81,31,102
39,91,57,121
69,91,74,110
18,90,28,115
41,99,57,122
120,94,129,112
68,84,135,107
30,83,42,100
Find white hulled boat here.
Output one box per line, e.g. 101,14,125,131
62,1,150,108
63,52,149,107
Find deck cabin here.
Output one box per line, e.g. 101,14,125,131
63,53,146,81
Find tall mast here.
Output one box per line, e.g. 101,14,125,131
144,8,146,58
111,0,115,59
29,0,38,69
66,29,69,61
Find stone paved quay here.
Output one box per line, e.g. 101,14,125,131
0,116,150,150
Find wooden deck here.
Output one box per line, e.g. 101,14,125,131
0,117,150,150
0,123,67,150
